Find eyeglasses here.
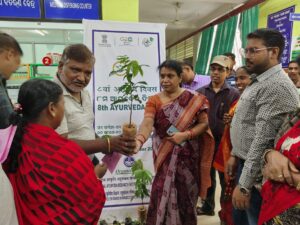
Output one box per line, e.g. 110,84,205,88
239,47,273,57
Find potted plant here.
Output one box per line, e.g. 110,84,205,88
124,217,142,225
124,216,133,225
99,220,108,225
131,159,153,224
112,220,121,225
109,55,148,138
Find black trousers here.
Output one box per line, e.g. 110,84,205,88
201,167,226,212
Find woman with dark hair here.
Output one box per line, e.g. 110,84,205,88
135,60,214,225
4,79,105,225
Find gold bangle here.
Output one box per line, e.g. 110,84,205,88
186,130,192,140
263,149,273,165
296,181,300,191
137,133,146,143
136,138,144,147
190,129,194,139
106,137,111,154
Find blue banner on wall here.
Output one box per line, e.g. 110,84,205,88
267,6,295,68
44,0,100,20
0,0,41,19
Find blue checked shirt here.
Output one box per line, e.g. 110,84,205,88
231,64,300,189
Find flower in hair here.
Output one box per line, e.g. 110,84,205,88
13,103,23,113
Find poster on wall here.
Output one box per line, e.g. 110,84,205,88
267,6,295,67
259,0,300,65
83,20,166,222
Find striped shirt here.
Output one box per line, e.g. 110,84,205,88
230,64,300,189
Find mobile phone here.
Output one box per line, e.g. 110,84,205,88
166,125,185,146
167,125,179,136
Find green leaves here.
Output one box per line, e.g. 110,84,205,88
111,98,128,105
132,159,143,172
131,159,152,204
110,55,148,126
110,55,148,106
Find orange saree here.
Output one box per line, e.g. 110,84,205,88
145,90,214,225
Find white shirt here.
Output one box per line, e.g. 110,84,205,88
0,165,19,225
55,77,96,160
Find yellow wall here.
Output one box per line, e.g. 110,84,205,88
259,0,300,61
102,0,139,22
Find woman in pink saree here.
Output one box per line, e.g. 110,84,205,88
135,60,214,225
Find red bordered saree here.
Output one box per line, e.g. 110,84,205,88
145,90,214,225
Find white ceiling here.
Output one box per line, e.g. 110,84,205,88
0,0,247,47
139,0,247,46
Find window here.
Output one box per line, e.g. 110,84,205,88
167,36,194,61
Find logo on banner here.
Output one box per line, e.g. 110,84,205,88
142,37,154,47
123,156,135,167
119,36,134,46
98,34,111,47
101,34,108,44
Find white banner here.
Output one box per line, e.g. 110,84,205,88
83,20,166,222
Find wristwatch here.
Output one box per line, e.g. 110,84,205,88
238,185,250,196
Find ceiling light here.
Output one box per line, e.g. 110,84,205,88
34,30,45,36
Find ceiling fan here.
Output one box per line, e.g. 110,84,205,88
168,2,196,29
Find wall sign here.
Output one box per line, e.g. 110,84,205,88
0,0,41,19
44,0,100,20
290,13,300,21
267,6,295,67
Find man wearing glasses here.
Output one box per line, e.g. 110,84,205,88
227,28,299,225
196,55,239,217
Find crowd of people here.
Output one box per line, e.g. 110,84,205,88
1,27,300,225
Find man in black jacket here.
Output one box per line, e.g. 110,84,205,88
0,32,23,129
0,32,23,225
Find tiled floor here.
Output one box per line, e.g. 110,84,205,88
197,213,220,225
101,175,222,225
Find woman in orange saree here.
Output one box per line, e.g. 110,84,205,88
135,60,214,225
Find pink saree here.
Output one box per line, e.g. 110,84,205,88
145,90,214,225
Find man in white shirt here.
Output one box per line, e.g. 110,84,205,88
55,44,136,169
